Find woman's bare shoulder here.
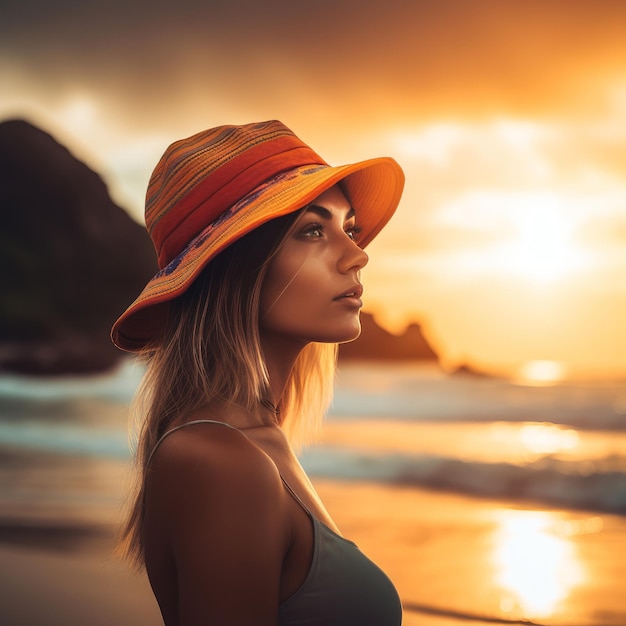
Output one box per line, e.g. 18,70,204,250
144,422,291,624
145,421,288,533
149,422,281,494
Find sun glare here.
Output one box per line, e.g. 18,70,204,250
493,194,583,284
57,95,97,131
519,423,579,456
431,188,592,287
492,511,585,620
516,360,567,385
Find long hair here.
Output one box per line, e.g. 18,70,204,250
117,212,338,567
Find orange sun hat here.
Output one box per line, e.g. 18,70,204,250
111,120,405,352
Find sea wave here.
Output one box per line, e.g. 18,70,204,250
300,446,626,515
2,362,626,515
0,358,142,404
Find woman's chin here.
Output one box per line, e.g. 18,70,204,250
323,321,362,345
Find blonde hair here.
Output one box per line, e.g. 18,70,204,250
117,213,337,567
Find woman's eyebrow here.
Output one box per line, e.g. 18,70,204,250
305,205,356,221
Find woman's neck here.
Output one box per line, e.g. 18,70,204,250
261,335,307,409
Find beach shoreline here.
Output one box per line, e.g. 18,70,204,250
2,479,625,626
2,361,626,625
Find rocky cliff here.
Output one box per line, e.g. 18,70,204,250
339,312,438,361
0,119,157,374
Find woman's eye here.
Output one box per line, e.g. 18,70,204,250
346,226,362,241
302,224,324,238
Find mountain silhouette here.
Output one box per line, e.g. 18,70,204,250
0,119,157,374
339,312,438,361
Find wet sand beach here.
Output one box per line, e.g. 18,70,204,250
317,480,626,626
1,473,625,625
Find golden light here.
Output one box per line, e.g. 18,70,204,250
422,187,592,289
519,423,579,456
516,360,567,385
500,195,580,283
492,511,586,620
57,95,97,132
454,191,589,286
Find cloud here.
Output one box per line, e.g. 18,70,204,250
4,0,626,128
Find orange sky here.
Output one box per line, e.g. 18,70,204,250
2,0,626,379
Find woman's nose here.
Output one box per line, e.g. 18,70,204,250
339,238,369,273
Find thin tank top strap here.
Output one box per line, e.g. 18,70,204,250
280,475,314,517
146,418,315,519
146,419,238,468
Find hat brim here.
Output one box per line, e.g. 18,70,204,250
111,156,404,351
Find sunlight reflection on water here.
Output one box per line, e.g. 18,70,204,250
519,422,579,456
492,510,586,620
516,360,567,385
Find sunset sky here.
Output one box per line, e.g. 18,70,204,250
2,0,626,379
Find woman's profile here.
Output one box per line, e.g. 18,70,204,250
111,120,405,625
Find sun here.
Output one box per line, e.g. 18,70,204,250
496,194,582,283
431,189,590,286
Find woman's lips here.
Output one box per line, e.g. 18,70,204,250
334,284,364,307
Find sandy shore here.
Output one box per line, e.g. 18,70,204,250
0,540,160,626
1,479,625,626
318,481,626,626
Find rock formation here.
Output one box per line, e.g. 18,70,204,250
339,312,438,361
0,119,157,374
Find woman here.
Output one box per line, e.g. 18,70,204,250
112,120,405,625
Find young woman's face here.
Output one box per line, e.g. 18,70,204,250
260,185,369,348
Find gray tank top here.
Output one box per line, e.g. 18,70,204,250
150,420,402,626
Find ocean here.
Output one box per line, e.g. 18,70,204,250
1,359,626,625
309,363,626,516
